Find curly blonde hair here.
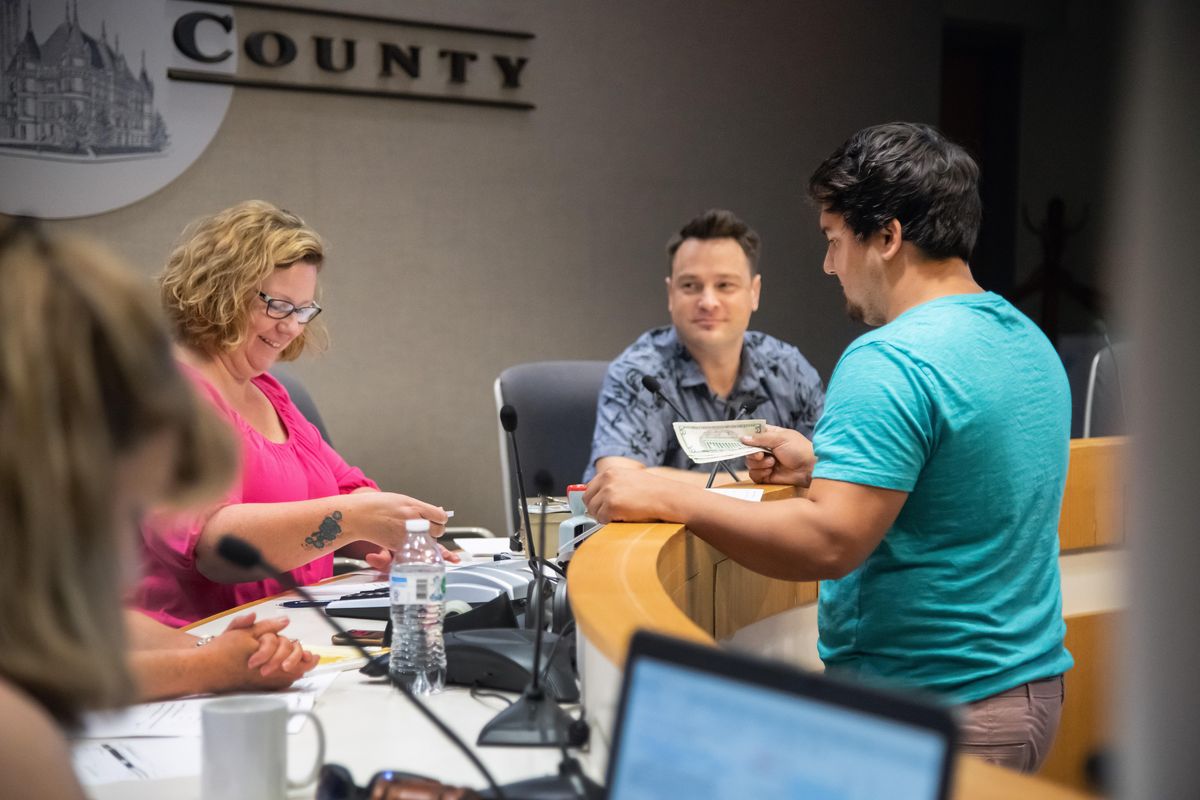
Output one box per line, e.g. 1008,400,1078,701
159,200,328,361
0,219,236,727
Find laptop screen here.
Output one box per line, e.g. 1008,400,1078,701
606,635,954,800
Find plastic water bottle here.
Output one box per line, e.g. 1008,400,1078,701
388,518,446,694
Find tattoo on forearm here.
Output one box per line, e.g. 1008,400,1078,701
304,510,343,549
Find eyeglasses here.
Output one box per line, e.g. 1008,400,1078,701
258,291,322,324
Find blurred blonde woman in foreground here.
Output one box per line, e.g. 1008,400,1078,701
0,218,313,797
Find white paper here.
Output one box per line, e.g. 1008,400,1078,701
526,498,571,514
303,646,381,677
72,738,200,785
297,579,388,599
453,537,514,558
79,672,337,738
706,487,764,502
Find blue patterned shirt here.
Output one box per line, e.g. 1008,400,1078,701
584,327,824,480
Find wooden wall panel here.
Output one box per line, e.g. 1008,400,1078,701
1059,437,1126,551
713,562,818,640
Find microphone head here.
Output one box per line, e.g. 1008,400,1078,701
533,469,554,497
741,399,762,415
499,404,518,433
217,534,263,570
640,374,661,394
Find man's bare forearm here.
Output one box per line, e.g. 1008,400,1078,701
665,478,905,582
661,487,848,581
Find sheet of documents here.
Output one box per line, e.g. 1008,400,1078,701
306,645,382,676
73,738,200,785
706,487,764,502
78,672,337,738
298,579,388,599
454,537,514,559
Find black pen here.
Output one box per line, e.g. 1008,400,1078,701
102,743,148,780
280,599,330,608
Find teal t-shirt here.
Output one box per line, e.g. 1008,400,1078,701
812,292,1074,703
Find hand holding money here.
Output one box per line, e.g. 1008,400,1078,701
743,424,816,487
673,419,772,464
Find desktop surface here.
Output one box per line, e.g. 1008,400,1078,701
83,572,576,799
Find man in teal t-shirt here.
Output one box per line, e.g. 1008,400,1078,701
814,293,1073,703
584,122,1072,773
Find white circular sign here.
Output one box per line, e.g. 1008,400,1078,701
0,0,235,218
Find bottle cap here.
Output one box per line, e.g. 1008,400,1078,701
566,483,588,494
405,518,431,533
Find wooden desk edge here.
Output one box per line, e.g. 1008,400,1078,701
568,482,795,665
181,572,363,631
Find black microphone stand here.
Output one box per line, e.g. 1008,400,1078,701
501,405,533,554
477,471,577,749
704,399,762,489
214,536,508,800
438,407,578,729
641,374,740,483
476,474,604,800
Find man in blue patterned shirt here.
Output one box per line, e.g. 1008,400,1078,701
584,209,824,484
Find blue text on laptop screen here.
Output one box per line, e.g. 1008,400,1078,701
608,659,947,800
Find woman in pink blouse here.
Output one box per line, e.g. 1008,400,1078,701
135,201,452,626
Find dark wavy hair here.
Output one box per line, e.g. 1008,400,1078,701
666,208,761,274
808,122,982,262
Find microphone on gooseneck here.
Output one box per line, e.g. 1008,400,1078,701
640,374,691,423
705,398,764,489
475,466,576,748
641,374,740,483
474,468,604,795
529,469,554,692
500,404,536,557
738,398,763,418
1092,318,1128,436
214,536,508,800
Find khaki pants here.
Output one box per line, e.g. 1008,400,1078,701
958,674,1065,773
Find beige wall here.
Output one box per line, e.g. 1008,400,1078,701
47,0,941,534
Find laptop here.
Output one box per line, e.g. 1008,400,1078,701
604,632,957,800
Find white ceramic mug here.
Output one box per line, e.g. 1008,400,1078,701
201,696,325,800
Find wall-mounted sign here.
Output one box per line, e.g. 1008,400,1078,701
0,0,535,219
0,0,234,219
170,0,535,111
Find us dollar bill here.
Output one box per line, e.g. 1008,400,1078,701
672,419,769,464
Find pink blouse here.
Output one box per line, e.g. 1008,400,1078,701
133,364,378,627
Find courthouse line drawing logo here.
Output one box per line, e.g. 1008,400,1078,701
0,0,169,159
0,0,234,219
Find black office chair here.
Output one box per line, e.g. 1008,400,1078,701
493,360,610,538
271,366,334,445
